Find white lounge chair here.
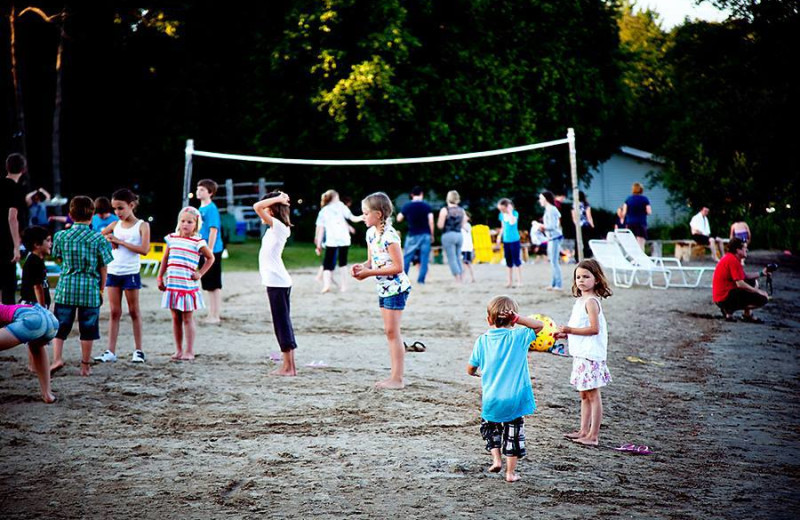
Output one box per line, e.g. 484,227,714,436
613,229,712,288
589,239,650,289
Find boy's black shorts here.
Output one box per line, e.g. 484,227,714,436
480,417,526,458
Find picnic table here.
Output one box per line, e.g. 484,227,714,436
646,239,729,262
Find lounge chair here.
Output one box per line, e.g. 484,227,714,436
613,229,712,288
589,239,653,288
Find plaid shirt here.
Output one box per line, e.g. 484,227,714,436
53,223,114,307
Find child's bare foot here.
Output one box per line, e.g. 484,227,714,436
170,351,183,361
203,318,221,325
488,462,502,473
321,286,331,294
572,437,599,446
179,353,195,361
505,472,520,482
270,367,297,376
42,392,56,404
49,361,64,377
80,362,91,377
504,283,512,288
563,431,585,439
375,378,404,390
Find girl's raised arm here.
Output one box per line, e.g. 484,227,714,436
253,192,290,227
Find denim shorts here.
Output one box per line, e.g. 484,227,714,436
54,304,100,341
378,290,410,311
106,273,142,290
5,304,59,344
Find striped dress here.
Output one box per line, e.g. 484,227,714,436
161,233,207,312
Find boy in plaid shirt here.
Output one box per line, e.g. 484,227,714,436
49,196,113,376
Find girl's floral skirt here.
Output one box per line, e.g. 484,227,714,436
570,356,612,391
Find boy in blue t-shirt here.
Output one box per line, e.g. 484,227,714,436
467,296,543,482
196,179,224,324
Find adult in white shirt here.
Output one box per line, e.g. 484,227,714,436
314,190,363,293
690,207,725,260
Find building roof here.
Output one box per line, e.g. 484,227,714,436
619,146,666,164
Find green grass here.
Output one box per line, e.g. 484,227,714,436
223,238,368,271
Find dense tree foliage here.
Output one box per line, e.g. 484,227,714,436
1,1,796,248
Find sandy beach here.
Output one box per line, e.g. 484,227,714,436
1,252,798,519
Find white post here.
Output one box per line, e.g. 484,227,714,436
225,179,234,207
568,128,583,262
182,139,194,207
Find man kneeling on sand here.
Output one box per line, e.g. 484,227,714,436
712,238,769,323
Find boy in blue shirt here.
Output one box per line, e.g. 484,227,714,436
196,179,224,324
467,296,542,482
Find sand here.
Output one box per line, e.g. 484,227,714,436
1,252,798,519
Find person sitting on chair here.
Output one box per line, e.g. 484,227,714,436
690,206,726,261
712,238,769,323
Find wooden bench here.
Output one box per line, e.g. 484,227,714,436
647,239,729,263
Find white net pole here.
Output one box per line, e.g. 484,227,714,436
182,139,195,207
568,128,583,262
188,137,570,166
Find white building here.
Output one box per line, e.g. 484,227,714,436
582,146,684,226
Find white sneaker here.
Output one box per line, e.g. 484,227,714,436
94,350,117,363
131,350,146,363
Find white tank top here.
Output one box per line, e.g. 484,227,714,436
108,219,143,276
566,296,608,361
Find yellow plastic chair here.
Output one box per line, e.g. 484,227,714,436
140,242,166,275
472,225,503,264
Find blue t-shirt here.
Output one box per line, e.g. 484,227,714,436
91,213,118,233
199,202,224,253
400,200,433,236
28,203,49,227
499,210,521,243
469,326,537,423
624,195,650,226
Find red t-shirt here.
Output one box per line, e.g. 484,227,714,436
712,253,745,302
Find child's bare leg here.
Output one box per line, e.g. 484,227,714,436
466,263,475,282
49,338,65,373
180,311,195,360
204,290,221,323
170,310,184,359
505,267,512,288
27,349,35,372
124,289,143,351
515,266,522,287
79,340,93,376
565,390,591,439
488,448,502,473
321,270,333,293
271,349,297,376
107,286,123,354
339,268,348,292
505,456,520,482
29,340,55,403
575,388,603,446
575,389,602,445
376,308,404,389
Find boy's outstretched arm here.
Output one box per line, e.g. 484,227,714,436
466,363,480,377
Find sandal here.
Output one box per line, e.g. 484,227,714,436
741,315,764,324
404,341,427,352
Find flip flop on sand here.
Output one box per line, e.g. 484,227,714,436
404,341,426,352
268,352,281,362
305,360,328,368
548,343,569,357
608,443,652,455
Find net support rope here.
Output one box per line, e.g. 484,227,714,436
182,128,584,259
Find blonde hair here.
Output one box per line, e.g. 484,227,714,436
446,190,460,205
632,182,644,195
571,259,613,298
362,192,393,231
487,295,519,328
175,206,202,235
320,189,338,208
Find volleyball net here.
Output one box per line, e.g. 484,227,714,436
182,128,585,259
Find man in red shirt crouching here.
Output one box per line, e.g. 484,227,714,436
712,238,769,323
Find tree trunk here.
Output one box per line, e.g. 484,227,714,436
9,5,28,156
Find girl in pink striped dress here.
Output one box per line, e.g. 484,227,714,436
157,207,214,360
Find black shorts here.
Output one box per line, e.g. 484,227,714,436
54,304,100,341
200,252,223,291
627,223,648,240
480,417,526,458
692,234,710,246
322,246,349,271
716,288,768,314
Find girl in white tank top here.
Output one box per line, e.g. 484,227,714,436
556,259,613,447
95,189,151,364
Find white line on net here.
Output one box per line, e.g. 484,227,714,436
190,138,570,166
